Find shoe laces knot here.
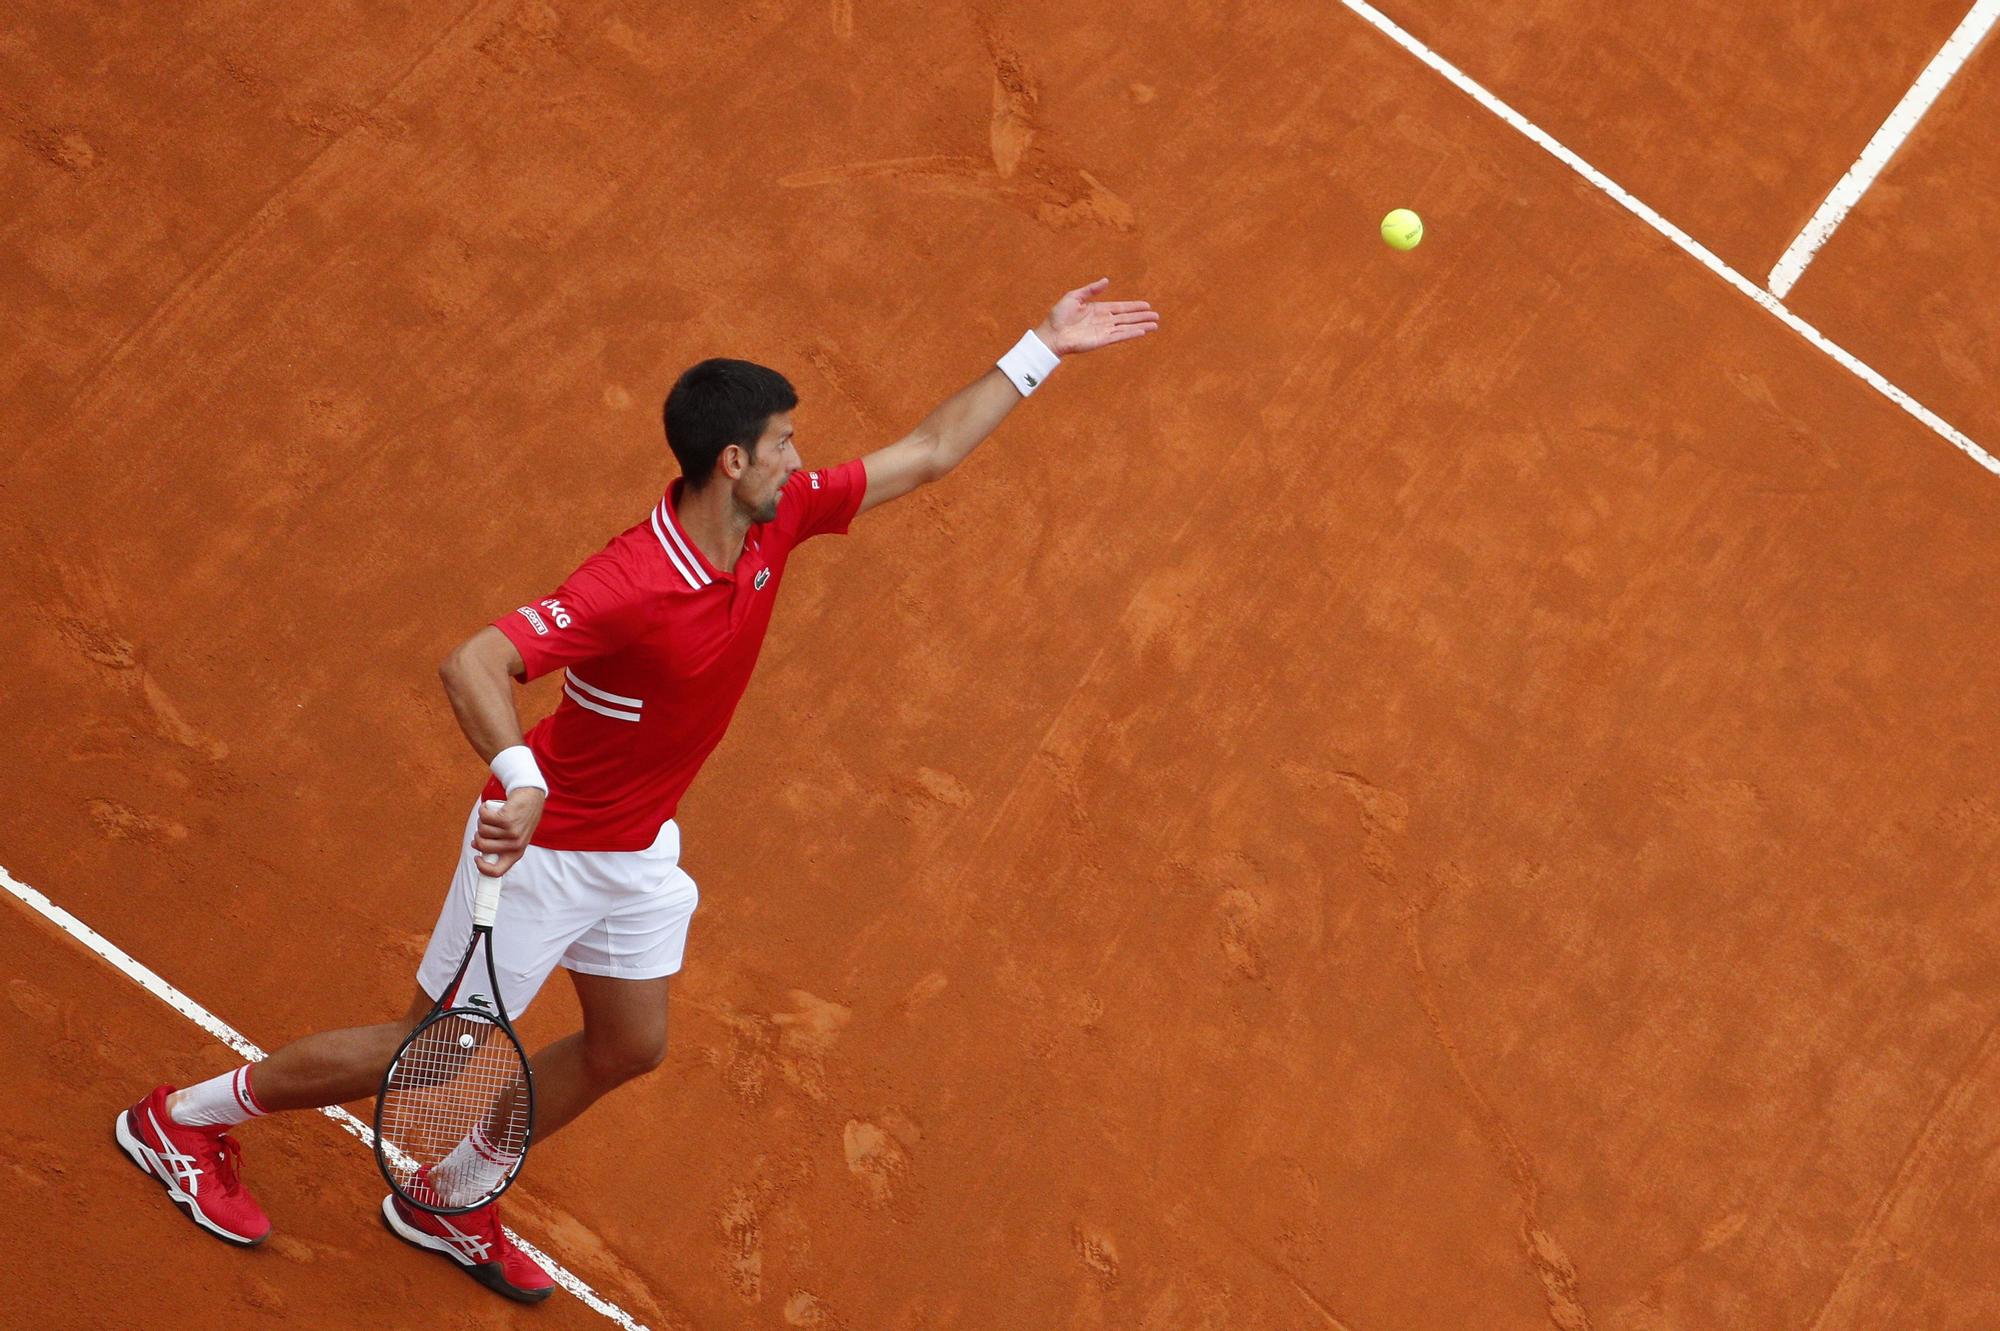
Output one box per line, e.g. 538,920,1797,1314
208,1132,247,1196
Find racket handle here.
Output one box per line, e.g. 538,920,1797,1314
474,800,507,927
473,874,503,928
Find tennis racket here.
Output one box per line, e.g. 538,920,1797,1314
374,804,535,1214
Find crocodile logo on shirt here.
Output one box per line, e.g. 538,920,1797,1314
754,568,771,591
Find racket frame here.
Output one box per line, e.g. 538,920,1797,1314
373,851,537,1215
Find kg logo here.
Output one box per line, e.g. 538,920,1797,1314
754,568,771,590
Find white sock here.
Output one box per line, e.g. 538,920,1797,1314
167,1065,268,1129
433,1123,519,1206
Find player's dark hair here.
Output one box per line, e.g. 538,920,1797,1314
663,359,797,489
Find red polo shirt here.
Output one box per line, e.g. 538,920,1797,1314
486,459,866,850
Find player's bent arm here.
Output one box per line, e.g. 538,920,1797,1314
439,625,543,875
439,626,529,760
855,279,1159,518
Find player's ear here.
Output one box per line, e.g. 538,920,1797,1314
719,443,745,481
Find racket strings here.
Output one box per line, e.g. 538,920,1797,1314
378,1013,530,1207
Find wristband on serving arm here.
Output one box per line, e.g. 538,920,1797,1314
489,744,548,795
995,330,1061,397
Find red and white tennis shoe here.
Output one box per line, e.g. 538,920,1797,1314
114,1085,272,1246
380,1167,554,1304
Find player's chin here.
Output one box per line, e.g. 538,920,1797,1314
756,498,781,523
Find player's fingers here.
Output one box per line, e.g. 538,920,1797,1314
1067,276,1111,300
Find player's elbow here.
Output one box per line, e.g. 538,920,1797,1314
438,640,474,692
439,630,504,695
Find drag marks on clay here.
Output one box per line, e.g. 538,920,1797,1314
474,0,569,77
778,36,1133,231
506,1187,690,1331
1803,1014,2000,1331
800,342,892,433
777,155,1134,231
1603,1209,1748,1326
1402,873,1594,1331
828,0,855,42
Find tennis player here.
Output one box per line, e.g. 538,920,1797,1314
115,280,1158,1302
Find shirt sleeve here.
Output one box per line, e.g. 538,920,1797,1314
492,549,649,683
773,458,868,546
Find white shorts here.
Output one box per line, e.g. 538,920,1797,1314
414,802,699,1017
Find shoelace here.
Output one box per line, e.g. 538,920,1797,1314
205,1132,247,1197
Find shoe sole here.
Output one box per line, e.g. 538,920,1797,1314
379,1195,554,1304
113,1110,269,1248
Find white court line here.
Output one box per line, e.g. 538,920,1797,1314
1769,0,2000,298
1337,0,2000,477
0,864,652,1331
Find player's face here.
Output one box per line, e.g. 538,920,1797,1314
736,410,801,523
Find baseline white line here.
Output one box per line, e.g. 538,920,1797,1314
0,863,652,1331
1336,0,2000,478
1769,0,2000,298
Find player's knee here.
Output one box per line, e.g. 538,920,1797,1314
587,1031,666,1085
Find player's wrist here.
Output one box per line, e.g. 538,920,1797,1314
489,744,547,795
996,328,1061,396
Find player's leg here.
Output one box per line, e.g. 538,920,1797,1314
210,986,434,1113
522,971,671,1140
522,839,699,1137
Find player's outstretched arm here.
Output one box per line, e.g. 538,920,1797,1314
857,279,1158,516
439,625,545,876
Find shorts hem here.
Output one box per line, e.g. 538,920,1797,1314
560,959,681,981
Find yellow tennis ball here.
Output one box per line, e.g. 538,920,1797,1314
1381,208,1423,251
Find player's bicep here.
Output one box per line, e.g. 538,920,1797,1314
858,435,942,516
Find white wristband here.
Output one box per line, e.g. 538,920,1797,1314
996,329,1060,397
489,744,547,795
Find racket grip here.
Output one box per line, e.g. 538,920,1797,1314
473,799,506,927
473,873,504,928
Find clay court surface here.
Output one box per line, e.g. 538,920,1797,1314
6,2,2000,1327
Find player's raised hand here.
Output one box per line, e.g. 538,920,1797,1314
473,791,545,877
1035,278,1159,355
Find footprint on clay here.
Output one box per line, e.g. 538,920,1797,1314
785,1290,842,1327
718,1186,764,1301
55,615,137,669
1216,887,1267,981
912,766,973,809
86,797,188,844
1071,1223,1120,1288
7,979,61,1026
987,45,1037,178
842,1118,911,1207
773,990,853,1102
